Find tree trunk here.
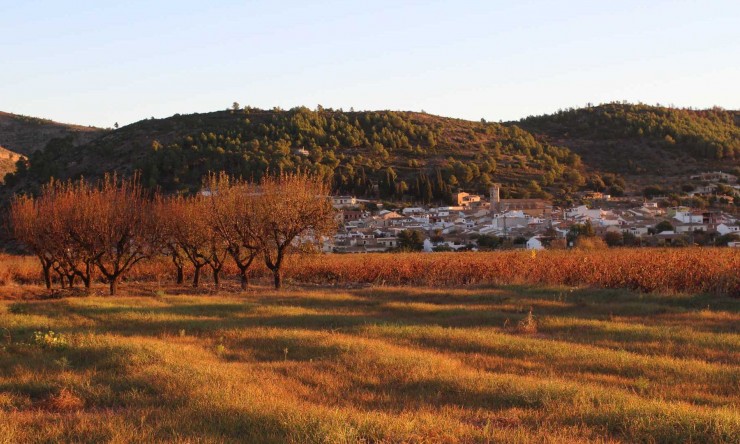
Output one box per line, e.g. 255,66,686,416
240,270,249,290
172,253,184,284
42,264,52,290
176,266,184,284
81,276,91,293
213,268,220,288
58,271,66,289
109,279,117,296
232,252,255,292
82,263,92,292
265,249,284,290
67,274,75,288
273,269,282,290
193,265,202,288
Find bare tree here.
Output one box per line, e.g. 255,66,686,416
153,194,186,284
193,191,230,288
41,179,96,289
164,195,226,288
255,172,336,289
89,174,159,295
58,178,102,290
9,194,55,289
10,170,337,294
203,172,261,290
194,196,230,289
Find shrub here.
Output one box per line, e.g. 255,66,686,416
32,331,68,349
575,237,608,250
516,308,537,334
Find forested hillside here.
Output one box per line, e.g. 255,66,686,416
3,106,589,203
519,103,739,185
0,112,105,182
3,103,737,203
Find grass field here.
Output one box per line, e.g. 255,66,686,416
1,285,738,443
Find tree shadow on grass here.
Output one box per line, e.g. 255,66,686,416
0,341,180,412
5,286,737,359
223,336,345,363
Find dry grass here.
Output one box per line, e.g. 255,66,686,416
0,285,738,443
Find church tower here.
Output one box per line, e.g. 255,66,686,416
489,184,501,214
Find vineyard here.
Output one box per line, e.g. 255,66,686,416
1,248,738,298
290,248,740,296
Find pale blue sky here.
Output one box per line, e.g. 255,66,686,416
2,0,738,127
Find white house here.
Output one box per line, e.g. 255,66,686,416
526,236,544,251
567,205,607,221
331,196,357,208
674,211,703,224
675,224,707,234
716,223,740,236
376,237,398,249
623,226,650,237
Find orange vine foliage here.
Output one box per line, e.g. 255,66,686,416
287,249,740,296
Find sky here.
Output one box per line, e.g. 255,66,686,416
2,0,739,128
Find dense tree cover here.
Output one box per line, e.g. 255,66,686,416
4,107,591,204
521,102,740,160
135,107,444,195
396,229,425,251
133,107,583,200
654,220,675,233
6,136,75,185
567,220,596,245
470,233,503,249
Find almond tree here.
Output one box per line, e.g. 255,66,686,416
162,196,207,287
255,172,336,289
202,211,229,289
48,179,98,290
89,174,159,295
195,191,230,288
203,172,261,290
165,195,227,288
11,178,99,291
9,194,55,289
153,194,186,284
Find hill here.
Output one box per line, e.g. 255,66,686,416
0,146,24,183
0,111,105,156
2,104,738,203
2,107,587,202
518,103,740,191
0,112,106,182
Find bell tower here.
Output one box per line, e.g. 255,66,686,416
489,184,501,214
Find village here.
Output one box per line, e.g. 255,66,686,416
330,172,740,253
